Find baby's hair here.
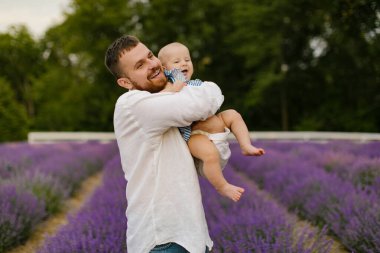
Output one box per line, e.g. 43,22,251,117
158,42,188,64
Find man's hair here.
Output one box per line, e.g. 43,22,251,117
105,35,140,78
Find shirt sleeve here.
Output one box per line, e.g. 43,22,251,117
129,81,224,137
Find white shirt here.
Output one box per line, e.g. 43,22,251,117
114,81,224,253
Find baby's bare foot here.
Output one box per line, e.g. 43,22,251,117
242,145,265,156
217,183,245,202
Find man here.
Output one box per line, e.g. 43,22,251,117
105,35,224,253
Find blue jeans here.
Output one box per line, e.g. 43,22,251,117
150,242,210,253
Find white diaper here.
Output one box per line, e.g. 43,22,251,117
191,128,231,177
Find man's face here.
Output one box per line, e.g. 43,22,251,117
117,43,167,93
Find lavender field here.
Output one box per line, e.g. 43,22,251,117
0,141,118,253
1,140,379,253
230,140,380,253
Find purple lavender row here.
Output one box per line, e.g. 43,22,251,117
38,155,331,253
0,142,78,178
0,141,118,252
201,165,332,253
248,140,380,159
20,141,119,196
37,155,127,253
0,185,46,253
312,144,380,197
1,142,118,213
251,141,380,198
229,141,380,252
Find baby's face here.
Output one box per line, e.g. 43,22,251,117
163,46,194,80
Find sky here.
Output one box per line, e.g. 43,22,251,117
0,0,71,38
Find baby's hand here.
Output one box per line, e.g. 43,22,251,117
173,80,186,91
162,80,186,92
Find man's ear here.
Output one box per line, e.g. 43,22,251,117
117,77,133,90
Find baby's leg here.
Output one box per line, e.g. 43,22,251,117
188,134,244,202
191,115,225,133
218,109,265,156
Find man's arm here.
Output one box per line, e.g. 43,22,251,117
130,81,224,136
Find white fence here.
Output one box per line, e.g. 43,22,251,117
28,131,380,143
28,132,116,144
244,131,380,142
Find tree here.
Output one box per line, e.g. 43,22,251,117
0,78,29,142
2,0,377,137
40,0,379,132
34,0,138,131
224,0,379,131
0,26,44,117
32,65,92,131
307,0,380,131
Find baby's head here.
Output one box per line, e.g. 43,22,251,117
158,42,194,80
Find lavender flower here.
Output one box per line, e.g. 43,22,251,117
201,166,332,253
38,156,127,253
0,141,118,252
229,141,380,252
0,185,46,252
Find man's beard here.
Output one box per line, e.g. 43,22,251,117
131,68,167,93
131,79,166,93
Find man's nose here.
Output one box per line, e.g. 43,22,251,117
148,58,159,69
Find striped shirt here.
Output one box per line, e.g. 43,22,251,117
165,69,203,141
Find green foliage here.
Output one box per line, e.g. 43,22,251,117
0,186,45,253
0,26,44,116
228,0,380,131
0,0,378,139
34,0,136,131
0,78,29,142
32,66,92,131
134,0,252,115
0,220,12,253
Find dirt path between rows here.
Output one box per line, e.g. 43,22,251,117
7,171,104,253
232,168,349,253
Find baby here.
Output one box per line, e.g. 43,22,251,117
158,42,265,202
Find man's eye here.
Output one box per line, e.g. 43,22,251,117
137,63,143,69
